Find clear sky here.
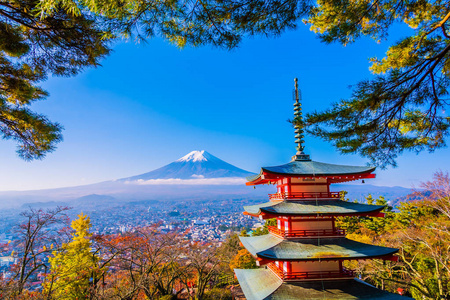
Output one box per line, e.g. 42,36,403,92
0,25,447,191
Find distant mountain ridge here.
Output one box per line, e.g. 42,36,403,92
0,150,414,209
120,150,254,181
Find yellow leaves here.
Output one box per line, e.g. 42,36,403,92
442,58,450,77
229,249,256,270
403,1,439,29
37,0,81,19
346,232,372,244
168,35,187,48
370,36,423,74
71,212,92,239
45,213,104,300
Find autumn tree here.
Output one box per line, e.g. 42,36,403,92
229,249,256,270
341,171,450,299
44,213,105,300
0,206,70,298
98,227,187,299
182,242,221,300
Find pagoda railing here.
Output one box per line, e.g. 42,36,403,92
268,226,345,238
269,192,340,200
268,263,354,281
267,262,284,278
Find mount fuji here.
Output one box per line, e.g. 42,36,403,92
0,150,413,209
120,150,254,181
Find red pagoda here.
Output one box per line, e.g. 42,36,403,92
234,79,411,299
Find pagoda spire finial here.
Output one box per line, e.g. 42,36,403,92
292,78,310,161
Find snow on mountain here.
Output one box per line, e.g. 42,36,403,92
0,150,415,209
176,150,210,162
119,150,254,182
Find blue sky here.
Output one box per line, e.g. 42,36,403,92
0,25,447,191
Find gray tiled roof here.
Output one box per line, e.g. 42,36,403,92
235,268,412,300
240,235,398,260
247,160,375,181
244,200,384,216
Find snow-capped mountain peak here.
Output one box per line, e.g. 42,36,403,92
176,150,211,162
119,150,254,181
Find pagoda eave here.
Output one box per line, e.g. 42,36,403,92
243,200,386,219
240,235,399,262
255,252,399,263
246,171,376,186
235,268,412,300
244,210,385,219
255,254,398,267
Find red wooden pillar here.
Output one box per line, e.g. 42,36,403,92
287,177,291,197
287,261,292,279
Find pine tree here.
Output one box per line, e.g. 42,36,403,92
44,213,104,299
305,0,450,167
12,0,450,164
0,0,110,160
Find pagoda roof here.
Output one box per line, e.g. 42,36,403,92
246,160,375,185
240,235,398,261
235,268,412,300
244,200,385,218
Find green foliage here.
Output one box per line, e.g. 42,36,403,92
305,0,450,167
229,249,257,270
38,0,313,50
251,226,266,236
239,229,249,237
5,0,447,165
336,193,392,235
44,213,104,299
340,172,450,299
252,218,276,236
0,0,110,159
203,287,232,300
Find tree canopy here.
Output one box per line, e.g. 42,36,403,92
44,213,104,299
4,0,450,163
338,172,450,299
1,0,109,159
305,0,450,167
38,0,312,49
